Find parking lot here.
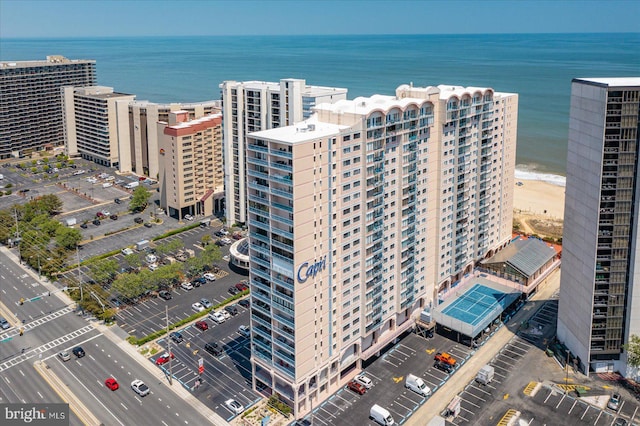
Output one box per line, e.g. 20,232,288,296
153,307,260,421
304,331,475,426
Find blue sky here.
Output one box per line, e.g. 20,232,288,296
1,0,638,38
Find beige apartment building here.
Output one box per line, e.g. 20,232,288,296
115,100,220,178
0,56,96,159
158,111,224,219
245,84,518,417
62,86,135,167
220,78,348,226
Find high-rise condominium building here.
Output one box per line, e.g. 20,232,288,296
158,111,224,219
63,86,135,167
558,77,640,376
0,56,96,159
220,78,348,225
245,84,517,416
116,100,220,178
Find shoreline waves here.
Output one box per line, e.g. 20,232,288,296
515,165,566,187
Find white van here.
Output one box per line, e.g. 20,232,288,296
405,374,431,397
370,405,394,426
102,182,113,188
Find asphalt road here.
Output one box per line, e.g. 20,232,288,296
45,334,214,426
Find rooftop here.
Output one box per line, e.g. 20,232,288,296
249,116,346,144
574,77,640,87
481,237,557,278
0,56,95,69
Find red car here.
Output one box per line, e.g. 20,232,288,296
347,380,366,395
155,352,175,366
235,282,249,291
105,377,119,391
195,320,208,331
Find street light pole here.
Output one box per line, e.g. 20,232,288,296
76,245,83,302
565,349,570,391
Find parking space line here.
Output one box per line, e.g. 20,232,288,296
555,393,567,409
459,396,480,409
580,403,590,420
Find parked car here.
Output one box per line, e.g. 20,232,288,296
193,277,207,285
434,352,457,366
238,325,250,337
58,350,71,362
144,222,153,228
209,311,226,324
220,237,233,245
434,360,454,373
232,232,244,240
180,282,194,291
195,320,209,331
235,282,249,292
72,346,85,358
200,298,213,309
225,399,244,415
105,377,119,391
218,228,229,236
169,331,183,343
80,222,88,229
228,286,240,295
110,214,118,220
203,273,216,282
347,380,367,395
155,352,175,366
158,290,172,300
131,379,150,397
221,309,231,320
114,198,121,204
238,299,250,308
608,393,621,411
121,248,134,256
192,302,205,312
353,374,373,389
184,214,194,221
225,305,238,316
148,263,159,271
134,217,144,224
205,341,222,356
92,219,101,226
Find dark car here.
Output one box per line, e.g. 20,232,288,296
204,342,222,357
80,222,88,229
110,214,118,220
134,217,144,224
225,305,238,316
72,346,85,358
144,222,152,228
96,212,105,218
193,277,207,285
92,219,101,226
238,299,250,308
114,198,121,204
195,321,208,331
158,290,172,300
434,360,454,373
169,331,183,343
228,286,239,296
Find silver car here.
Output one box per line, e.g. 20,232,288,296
58,350,71,362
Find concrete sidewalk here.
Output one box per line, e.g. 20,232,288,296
404,269,562,426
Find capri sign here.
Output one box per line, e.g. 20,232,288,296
297,256,327,284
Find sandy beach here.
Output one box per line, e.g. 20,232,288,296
513,179,565,220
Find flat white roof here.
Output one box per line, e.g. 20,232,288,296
574,77,640,87
314,94,426,115
249,116,346,144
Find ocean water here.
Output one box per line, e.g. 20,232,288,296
2,33,638,183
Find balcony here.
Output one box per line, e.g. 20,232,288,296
273,312,295,329
248,144,269,153
270,148,292,159
272,161,292,172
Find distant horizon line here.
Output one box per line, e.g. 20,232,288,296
2,31,639,40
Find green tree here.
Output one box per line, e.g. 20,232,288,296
42,157,49,164
201,234,212,246
86,258,119,285
36,194,63,216
31,167,37,174
624,334,640,368
155,239,184,256
129,186,151,213
55,227,82,249
123,253,143,270
42,165,50,172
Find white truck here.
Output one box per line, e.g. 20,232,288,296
125,181,139,189
405,374,431,397
475,364,495,385
135,240,150,251
370,404,395,426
